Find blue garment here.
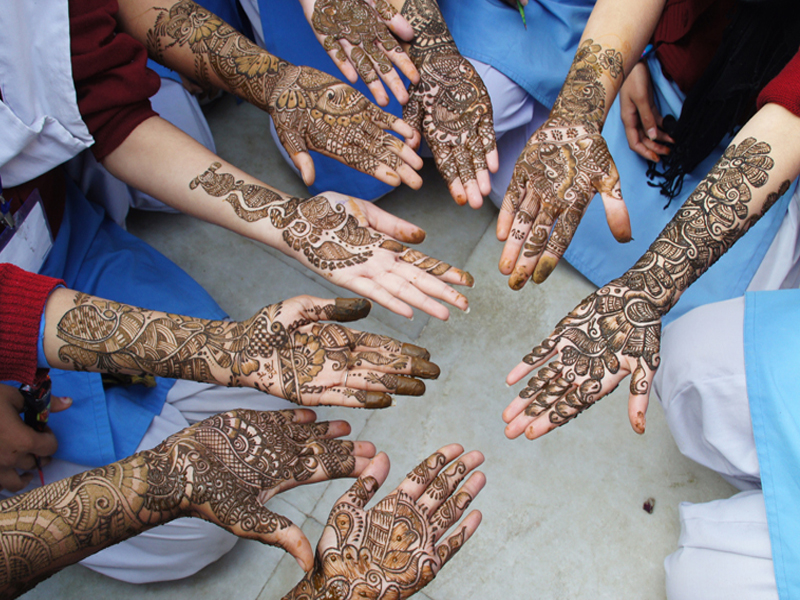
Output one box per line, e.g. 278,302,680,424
39,174,226,466
745,289,800,599
256,0,401,200
441,3,791,324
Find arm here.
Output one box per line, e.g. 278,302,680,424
0,409,374,598
115,0,421,188
102,116,471,320
497,0,666,286
44,289,441,408
282,444,485,600
385,0,498,208
298,0,419,106
503,103,800,440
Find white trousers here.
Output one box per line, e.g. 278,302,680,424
8,381,293,584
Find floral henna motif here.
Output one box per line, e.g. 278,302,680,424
190,163,466,282
147,1,404,178
517,137,790,427
401,0,496,188
0,410,357,597
311,0,402,84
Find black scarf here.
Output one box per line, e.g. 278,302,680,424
647,0,800,204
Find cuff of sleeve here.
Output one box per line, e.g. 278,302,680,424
37,285,64,369
0,265,65,385
757,49,800,118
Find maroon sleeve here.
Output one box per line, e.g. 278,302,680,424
69,0,161,161
0,265,65,386
757,48,800,118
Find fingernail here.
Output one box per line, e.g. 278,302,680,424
410,357,440,379
504,382,511,388
365,392,393,409
330,298,371,321
401,343,430,360
62,397,73,407
295,556,309,571
634,411,646,434
464,306,471,314
396,376,425,396
647,127,658,141
509,267,528,290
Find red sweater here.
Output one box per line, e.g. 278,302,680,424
1,0,161,384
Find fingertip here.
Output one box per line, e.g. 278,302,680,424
532,257,557,284
632,410,646,435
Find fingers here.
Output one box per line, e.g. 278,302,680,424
397,444,464,500
248,507,315,572
599,179,632,244
628,359,656,434
360,195,427,244
383,9,415,44
290,152,317,187
292,296,373,324
316,387,394,409
338,451,390,508
50,395,73,414
429,472,485,545
0,468,34,493
417,450,484,515
435,509,482,567
344,369,426,396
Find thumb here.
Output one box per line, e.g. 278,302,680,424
50,395,72,414
250,506,315,572
628,362,655,435
292,152,316,187
597,171,631,243
301,297,372,323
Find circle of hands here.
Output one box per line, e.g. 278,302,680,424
497,121,630,288
502,279,663,440
268,65,423,189
404,52,499,208
226,296,442,408
304,0,420,106
144,408,376,568
287,445,485,600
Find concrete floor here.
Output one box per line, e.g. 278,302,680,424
21,96,736,599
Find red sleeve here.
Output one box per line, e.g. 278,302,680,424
0,265,64,385
757,48,800,118
70,0,161,161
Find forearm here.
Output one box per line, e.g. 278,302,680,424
550,0,665,130
42,287,260,386
0,451,178,598
617,103,800,314
116,0,288,111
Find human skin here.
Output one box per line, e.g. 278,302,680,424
0,409,375,598
503,103,800,441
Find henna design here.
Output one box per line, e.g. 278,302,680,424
56,295,430,406
502,40,623,282
407,452,446,485
284,453,475,600
518,137,790,426
0,410,356,597
401,0,496,188
190,164,466,284
147,1,405,178
311,0,401,83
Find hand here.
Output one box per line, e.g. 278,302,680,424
284,444,484,598
503,279,664,440
496,122,631,288
145,408,375,570
229,296,442,407
404,49,498,208
0,384,71,492
301,0,420,106
619,62,674,162
268,66,423,188
190,164,474,319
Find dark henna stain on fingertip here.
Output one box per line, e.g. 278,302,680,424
532,259,555,284
400,343,430,360
365,392,393,409
410,357,440,379
330,298,371,321
408,229,426,244
396,376,425,396
462,272,475,287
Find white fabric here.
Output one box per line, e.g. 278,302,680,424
7,381,294,584
65,78,216,227
0,0,93,186
465,58,548,208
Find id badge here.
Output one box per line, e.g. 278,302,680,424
0,190,54,273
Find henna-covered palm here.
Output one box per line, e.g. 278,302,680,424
56,294,442,408
401,0,498,208
497,39,631,287
269,66,423,187
146,0,422,188
191,164,474,319
503,136,791,440
302,0,419,105
283,445,484,600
